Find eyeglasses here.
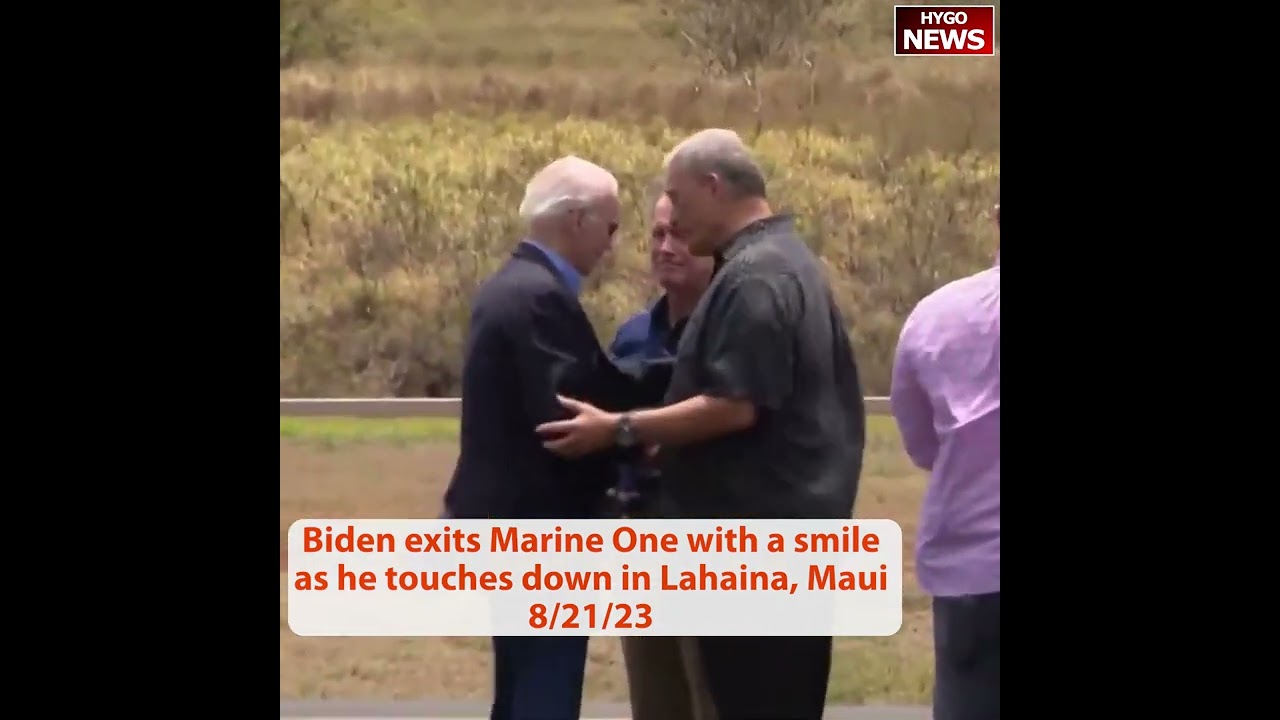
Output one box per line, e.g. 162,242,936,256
574,207,618,237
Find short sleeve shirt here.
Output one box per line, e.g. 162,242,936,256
658,216,867,519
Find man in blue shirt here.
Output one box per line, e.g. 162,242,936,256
608,189,716,720
610,192,713,358
609,189,715,509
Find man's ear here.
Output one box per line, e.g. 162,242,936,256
706,172,731,201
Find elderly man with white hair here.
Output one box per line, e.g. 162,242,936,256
537,131,867,720
442,156,673,720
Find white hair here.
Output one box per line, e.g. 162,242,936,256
664,129,766,198
518,156,619,223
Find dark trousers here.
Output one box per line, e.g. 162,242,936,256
490,635,589,720
932,592,1000,720
697,636,833,720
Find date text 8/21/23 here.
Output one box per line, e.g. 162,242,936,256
529,602,652,630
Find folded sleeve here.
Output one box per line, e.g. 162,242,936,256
700,274,800,410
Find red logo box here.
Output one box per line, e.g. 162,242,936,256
894,5,996,56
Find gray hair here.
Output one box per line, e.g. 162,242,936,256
664,129,767,200
518,156,619,223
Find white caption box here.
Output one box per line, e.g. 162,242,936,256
287,518,903,637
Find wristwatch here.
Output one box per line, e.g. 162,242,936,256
615,413,637,448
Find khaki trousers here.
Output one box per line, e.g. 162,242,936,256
620,635,717,720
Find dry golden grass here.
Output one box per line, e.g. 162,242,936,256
279,116,999,399
280,61,999,155
282,1,997,69
278,417,933,704
279,2,1000,401
281,0,1000,153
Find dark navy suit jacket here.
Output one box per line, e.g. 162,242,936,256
443,243,671,519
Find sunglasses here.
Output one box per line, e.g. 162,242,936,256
575,208,618,237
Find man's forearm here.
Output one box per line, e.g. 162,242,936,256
628,395,756,447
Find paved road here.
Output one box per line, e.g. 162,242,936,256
281,700,930,720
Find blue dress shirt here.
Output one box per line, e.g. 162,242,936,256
522,240,582,296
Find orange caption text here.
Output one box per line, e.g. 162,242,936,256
293,524,890,595
529,602,653,630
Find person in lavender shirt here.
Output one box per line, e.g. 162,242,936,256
890,200,1000,720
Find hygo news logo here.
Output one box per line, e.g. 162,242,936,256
894,5,996,57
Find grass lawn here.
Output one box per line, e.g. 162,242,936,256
279,415,931,704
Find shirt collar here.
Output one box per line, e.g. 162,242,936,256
523,239,583,295
713,214,794,275
647,295,670,327
644,294,689,355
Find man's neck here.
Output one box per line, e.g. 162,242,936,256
528,235,581,272
713,200,774,253
529,233,568,258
